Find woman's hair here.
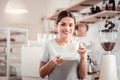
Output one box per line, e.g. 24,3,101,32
56,11,76,24
75,23,89,31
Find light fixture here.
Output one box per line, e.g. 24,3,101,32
5,0,28,14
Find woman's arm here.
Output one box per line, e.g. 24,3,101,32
39,59,56,78
77,44,87,80
39,55,65,78
79,56,87,80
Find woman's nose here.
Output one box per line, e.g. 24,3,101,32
64,25,70,30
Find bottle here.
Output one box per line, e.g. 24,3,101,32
117,0,120,11
95,6,101,13
101,0,108,11
87,55,93,74
108,0,116,10
90,6,96,14
88,63,93,74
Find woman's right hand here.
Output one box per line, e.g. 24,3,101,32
40,55,65,78
51,55,66,65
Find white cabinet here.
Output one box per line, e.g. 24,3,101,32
21,46,48,80
0,27,28,80
21,47,42,77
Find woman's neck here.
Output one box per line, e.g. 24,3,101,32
55,37,70,46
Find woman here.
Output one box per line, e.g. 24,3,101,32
39,11,87,80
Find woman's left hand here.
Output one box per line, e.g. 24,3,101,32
77,43,87,57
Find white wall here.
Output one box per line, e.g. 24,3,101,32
0,0,47,40
0,0,77,40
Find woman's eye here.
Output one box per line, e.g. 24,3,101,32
69,24,73,27
60,23,66,26
59,22,74,27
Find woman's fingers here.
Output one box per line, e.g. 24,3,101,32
78,48,86,53
51,55,66,65
56,58,64,65
55,55,66,65
77,47,87,58
56,55,60,59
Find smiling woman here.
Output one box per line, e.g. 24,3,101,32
39,11,87,80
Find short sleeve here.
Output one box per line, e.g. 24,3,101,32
41,43,50,63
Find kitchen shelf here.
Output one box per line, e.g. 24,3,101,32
0,53,5,56
0,41,26,45
0,58,6,61
79,10,120,23
0,27,28,80
47,0,101,34
48,0,101,20
48,11,120,33
0,45,7,47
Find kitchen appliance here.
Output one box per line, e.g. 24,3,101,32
99,18,118,80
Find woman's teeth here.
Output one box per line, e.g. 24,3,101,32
64,31,69,34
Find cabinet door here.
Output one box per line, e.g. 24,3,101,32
21,47,43,77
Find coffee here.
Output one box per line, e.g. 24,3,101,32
101,42,116,51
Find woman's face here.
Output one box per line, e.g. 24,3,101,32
57,17,75,39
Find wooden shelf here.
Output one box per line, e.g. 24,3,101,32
0,28,28,79
79,11,120,23
0,41,26,45
48,11,120,33
48,0,101,20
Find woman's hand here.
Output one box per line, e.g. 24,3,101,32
50,55,66,65
77,43,87,58
78,43,87,79
40,55,66,78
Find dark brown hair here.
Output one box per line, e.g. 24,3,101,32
56,11,76,25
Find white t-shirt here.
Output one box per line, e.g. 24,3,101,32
41,39,82,80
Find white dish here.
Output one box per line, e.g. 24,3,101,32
62,57,77,61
